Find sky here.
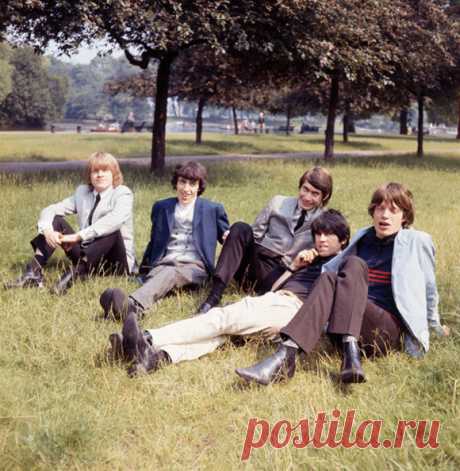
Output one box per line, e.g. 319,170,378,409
47,41,122,64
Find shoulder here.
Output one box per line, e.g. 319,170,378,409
112,185,133,196
153,197,176,209
397,228,433,246
265,195,294,209
197,197,225,211
75,184,91,196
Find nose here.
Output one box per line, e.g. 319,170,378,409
319,233,327,241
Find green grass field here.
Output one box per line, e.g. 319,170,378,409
0,131,458,161
1,155,459,469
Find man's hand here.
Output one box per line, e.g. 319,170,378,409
222,230,230,243
43,229,62,249
441,325,450,337
291,248,318,270
59,233,82,251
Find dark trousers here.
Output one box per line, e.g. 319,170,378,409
31,216,129,275
213,222,285,294
280,256,403,357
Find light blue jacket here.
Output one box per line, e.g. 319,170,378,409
323,227,442,357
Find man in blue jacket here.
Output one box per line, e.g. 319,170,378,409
235,182,449,386
100,161,229,319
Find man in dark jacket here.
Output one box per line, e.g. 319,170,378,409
100,161,229,319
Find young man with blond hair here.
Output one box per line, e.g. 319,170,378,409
6,152,135,294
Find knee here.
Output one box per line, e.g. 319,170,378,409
52,215,66,230
339,256,367,278
227,222,253,242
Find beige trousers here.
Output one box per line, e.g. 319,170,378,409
147,291,302,363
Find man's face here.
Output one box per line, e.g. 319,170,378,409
314,232,343,257
372,200,405,239
90,167,113,193
298,181,324,210
176,177,199,205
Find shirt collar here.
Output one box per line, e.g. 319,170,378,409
93,186,113,199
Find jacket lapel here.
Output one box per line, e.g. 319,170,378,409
192,197,203,233
166,199,176,234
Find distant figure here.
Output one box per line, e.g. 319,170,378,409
121,112,135,133
76,125,82,134
258,112,265,134
50,125,55,133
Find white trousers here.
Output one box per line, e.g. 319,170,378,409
147,292,302,363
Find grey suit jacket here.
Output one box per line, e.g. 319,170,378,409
37,184,135,271
251,195,323,266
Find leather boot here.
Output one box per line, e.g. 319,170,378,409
122,312,169,376
50,263,87,295
100,288,143,320
235,344,296,385
109,332,124,361
4,263,44,289
340,340,366,383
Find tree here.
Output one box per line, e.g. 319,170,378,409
0,47,59,128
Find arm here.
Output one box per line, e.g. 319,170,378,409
139,202,159,274
289,248,319,271
37,193,78,234
216,203,230,244
251,198,274,241
77,187,133,241
421,235,448,336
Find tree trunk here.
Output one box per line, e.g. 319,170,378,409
400,109,409,135
324,73,340,160
232,106,239,135
195,97,206,144
151,55,174,173
417,93,424,158
457,97,460,140
286,106,291,136
343,101,350,143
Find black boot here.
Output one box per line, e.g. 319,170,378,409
50,262,87,295
340,340,366,383
108,331,154,363
5,262,44,289
235,345,297,385
196,279,226,314
122,312,170,376
100,287,144,320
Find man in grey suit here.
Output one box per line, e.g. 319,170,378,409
197,166,333,313
5,152,135,295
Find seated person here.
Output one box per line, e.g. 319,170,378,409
108,210,350,376
6,152,135,294
197,166,333,313
99,161,229,319
235,182,449,386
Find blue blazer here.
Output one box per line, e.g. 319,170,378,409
140,197,230,275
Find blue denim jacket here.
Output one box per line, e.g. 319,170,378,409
323,227,442,357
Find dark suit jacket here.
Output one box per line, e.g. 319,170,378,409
139,197,230,275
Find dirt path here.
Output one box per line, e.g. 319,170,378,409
0,150,407,174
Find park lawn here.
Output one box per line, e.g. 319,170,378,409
0,130,459,161
0,157,459,470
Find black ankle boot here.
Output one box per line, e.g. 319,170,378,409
196,279,226,314
340,340,366,383
5,263,44,289
51,263,87,295
235,344,297,385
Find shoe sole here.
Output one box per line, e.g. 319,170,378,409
340,368,366,384
235,368,271,386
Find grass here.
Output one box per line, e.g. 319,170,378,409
0,131,458,162
1,155,460,469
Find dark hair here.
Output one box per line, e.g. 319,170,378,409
171,161,207,195
311,209,350,247
298,167,333,205
368,182,414,227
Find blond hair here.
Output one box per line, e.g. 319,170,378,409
85,152,123,188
